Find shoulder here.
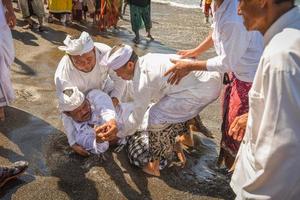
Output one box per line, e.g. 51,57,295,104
94,42,112,54
87,89,110,100
265,30,300,72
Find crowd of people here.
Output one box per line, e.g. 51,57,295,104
1,0,300,199
13,0,153,43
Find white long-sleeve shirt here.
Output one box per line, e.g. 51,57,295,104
62,89,116,147
206,0,263,82
230,6,300,200
123,53,222,136
54,42,126,99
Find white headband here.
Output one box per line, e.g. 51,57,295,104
58,31,94,56
58,86,85,112
105,44,133,70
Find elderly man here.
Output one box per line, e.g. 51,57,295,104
54,31,126,156
58,87,115,156
0,0,29,188
229,0,300,199
97,44,222,176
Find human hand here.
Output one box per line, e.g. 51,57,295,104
71,143,90,157
5,9,16,28
177,49,198,59
95,120,118,142
228,113,248,142
164,59,192,85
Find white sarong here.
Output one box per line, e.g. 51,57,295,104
0,25,15,106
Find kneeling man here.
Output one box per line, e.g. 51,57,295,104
98,44,222,176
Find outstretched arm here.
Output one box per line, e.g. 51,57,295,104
177,31,213,58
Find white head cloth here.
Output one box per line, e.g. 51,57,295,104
58,86,85,112
105,44,133,70
58,31,94,56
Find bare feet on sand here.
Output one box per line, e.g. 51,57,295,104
143,160,160,176
174,142,186,167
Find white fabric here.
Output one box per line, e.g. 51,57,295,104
62,89,115,149
105,44,133,70
54,42,126,99
122,53,222,137
0,24,15,107
0,1,6,28
58,32,94,56
230,6,300,200
206,0,263,82
58,86,85,112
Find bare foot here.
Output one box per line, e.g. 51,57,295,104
142,160,160,176
178,129,194,148
0,107,5,121
174,142,186,167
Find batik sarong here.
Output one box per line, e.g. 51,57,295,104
218,72,252,168
127,122,187,167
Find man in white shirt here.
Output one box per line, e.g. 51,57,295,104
164,0,264,169
97,44,222,176
54,31,126,155
58,87,114,155
230,1,300,199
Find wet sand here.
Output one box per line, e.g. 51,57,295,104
0,2,233,200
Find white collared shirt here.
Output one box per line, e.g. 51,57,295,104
206,0,263,82
231,6,300,200
62,89,116,146
54,42,126,99
123,53,222,136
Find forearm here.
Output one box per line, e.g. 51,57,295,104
193,32,213,56
189,60,208,71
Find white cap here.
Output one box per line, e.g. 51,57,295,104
105,44,133,70
58,31,94,56
58,86,85,112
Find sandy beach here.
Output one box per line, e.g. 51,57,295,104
0,2,234,200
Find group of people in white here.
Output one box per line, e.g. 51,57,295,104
1,0,300,199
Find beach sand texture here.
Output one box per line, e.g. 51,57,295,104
0,2,234,200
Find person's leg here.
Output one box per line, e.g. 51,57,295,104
141,5,153,40
0,161,29,188
130,4,142,43
0,107,4,121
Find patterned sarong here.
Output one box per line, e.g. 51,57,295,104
129,4,151,32
127,122,187,167
218,72,252,168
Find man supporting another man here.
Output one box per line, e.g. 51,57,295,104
97,44,222,176
54,32,126,156
230,0,300,199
